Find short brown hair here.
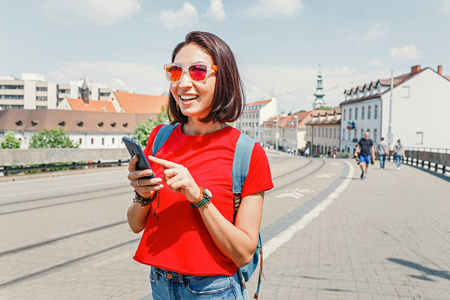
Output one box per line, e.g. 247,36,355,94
167,31,244,124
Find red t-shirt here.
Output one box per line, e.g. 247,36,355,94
133,124,273,276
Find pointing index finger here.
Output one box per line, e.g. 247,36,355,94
147,155,180,169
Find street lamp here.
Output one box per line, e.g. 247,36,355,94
293,115,298,156
274,119,279,151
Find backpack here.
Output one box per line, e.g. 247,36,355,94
152,124,264,299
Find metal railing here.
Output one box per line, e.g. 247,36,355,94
393,147,450,175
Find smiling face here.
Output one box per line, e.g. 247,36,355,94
169,43,217,121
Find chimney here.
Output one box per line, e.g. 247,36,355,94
411,65,421,74
437,65,443,75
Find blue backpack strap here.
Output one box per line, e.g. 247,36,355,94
232,134,264,299
232,133,255,194
152,124,178,156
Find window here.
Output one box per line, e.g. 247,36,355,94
354,129,357,140
343,109,346,120
361,129,364,139
79,138,82,145
374,129,377,142
112,138,115,144
416,132,423,145
102,138,105,145
326,128,328,138
36,87,47,91
349,108,352,120
318,128,320,137
362,107,365,119
355,108,358,120
334,128,336,139
368,106,371,119
348,130,351,140
342,129,345,140
374,105,378,119
91,138,94,144
402,86,410,98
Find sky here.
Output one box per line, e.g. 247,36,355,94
1,0,450,113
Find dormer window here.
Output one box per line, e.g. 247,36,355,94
15,120,23,126
110,122,116,127
58,120,65,126
31,120,39,126
98,121,104,127
122,122,128,127
77,121,84,127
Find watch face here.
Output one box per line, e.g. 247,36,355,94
203,188,212,198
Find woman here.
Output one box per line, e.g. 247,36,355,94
393,139,405,171
126,31,273,299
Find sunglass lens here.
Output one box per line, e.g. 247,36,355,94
166,65,182,81
189,64,208,81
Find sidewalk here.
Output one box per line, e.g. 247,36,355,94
251,160,450,299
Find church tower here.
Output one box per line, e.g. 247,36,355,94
312,63,326,110
81,76,90,104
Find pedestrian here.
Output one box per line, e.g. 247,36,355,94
354,131,375,179
393,139,406,171
126,31,274,300
305,147,310,157
332,146,337,159
377,137,389,169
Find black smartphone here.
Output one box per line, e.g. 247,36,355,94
122,136,155,178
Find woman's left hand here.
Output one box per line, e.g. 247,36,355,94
147,155,200,202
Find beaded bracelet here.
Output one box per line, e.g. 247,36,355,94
133,190,157,207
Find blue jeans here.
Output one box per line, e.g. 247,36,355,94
395,155,403,168
379,154,386,169
150,267,249,300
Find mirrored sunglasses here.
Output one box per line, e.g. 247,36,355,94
163,63,218,83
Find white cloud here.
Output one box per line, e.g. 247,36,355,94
158,2,199,29
47,61,168,96
389,45,422,59
206,0,226,21
439,0,450,15
367,23,390,39
369,58,383,66
241,0,303,18
37,0,140,27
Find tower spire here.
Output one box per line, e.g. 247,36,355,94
312,63,326,110
81,74,90,104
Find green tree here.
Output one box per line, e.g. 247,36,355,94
314,106,332,111
29,128,79,148
135,109,168,147
1,131,21,149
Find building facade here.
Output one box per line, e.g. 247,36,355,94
0,74,112,110
261,111,312,152
0,109,155,149
340,65,450,153
234,97,279,142
304,107,341,155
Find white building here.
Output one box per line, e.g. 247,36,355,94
0,74,112,110
0,109,155,149
234,97,279,142
340,65,450,153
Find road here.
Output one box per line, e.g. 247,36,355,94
0,150,449,299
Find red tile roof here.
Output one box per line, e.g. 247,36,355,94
245,99,271,107
68,98,116,112
340,68,429,105
114,91,168,114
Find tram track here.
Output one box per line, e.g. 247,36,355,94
0,156,327,289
